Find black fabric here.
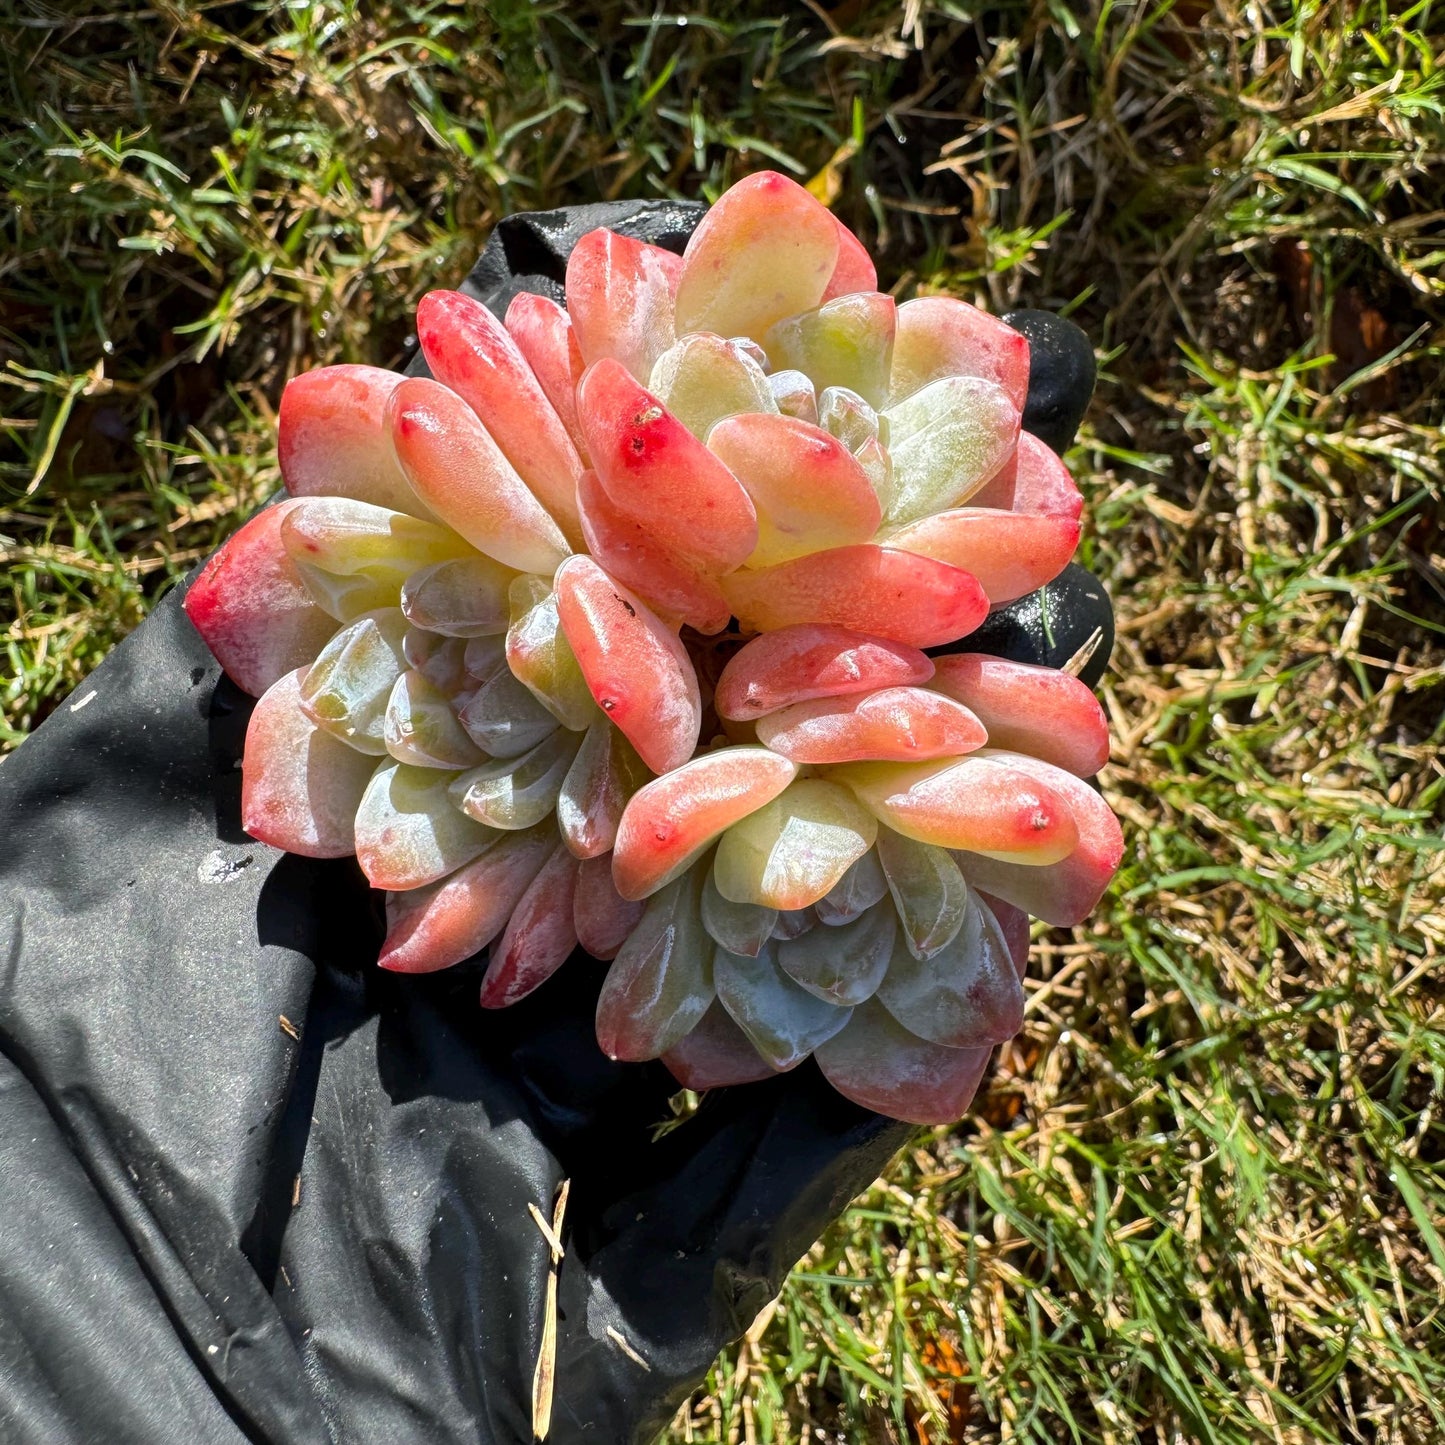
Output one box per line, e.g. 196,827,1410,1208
0,200,1110,1445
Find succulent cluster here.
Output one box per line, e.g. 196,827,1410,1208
185,171,1122,1125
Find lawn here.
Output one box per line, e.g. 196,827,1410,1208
3,2,1443,1441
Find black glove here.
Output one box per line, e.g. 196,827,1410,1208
0,201,1108,1444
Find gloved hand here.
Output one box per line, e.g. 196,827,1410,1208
0,200,1107,1445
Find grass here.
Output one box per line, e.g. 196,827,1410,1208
3,1,1443,1440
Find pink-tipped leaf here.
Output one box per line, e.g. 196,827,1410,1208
480,842,580,1007
755,685,986,765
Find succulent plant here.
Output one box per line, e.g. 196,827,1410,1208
185,172,1123,1125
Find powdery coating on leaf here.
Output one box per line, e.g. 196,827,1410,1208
417,290,584,546
504,291,589,461
379,822,556,973
889,295,1031,410
278,365,432,518
714,624,934,721
400,555,519,638
953,749,1125,927
707,413,881,568
829,754,1079,861
814,999,992,1125
673,171,840,342
183,500,338,698
576,359,758,573
969,428,1083,518
480,842,579,1007
611,747,799,901
554,555,701,776
882,376,1022,527
874,826,970,960
929,654,1110,779
755,686,987,766
387,377,572,575
882,509,1081,607
241,668,378,858
565,228,682,383
720,545,989,650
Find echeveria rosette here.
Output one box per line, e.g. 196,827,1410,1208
184,171,1123,1126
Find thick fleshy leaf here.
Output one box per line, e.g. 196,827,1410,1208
771,907,818,940
874,825,969,959
755,685,986,765
853,435,895,516
416,290,583,544
817,385,879,452
556,720,651,859
820,218,878,301
576,468,731,635
662,1002,779,1090
929,654,1110,778
402,630,468,693
979,891,1031,980
888,295,1030,410
828,755,1078,862
612,747,799,901
721,545,988,649
776,901,895,1006
184,500,338,698
573,853,646,960
554,555,701,776
648,333,777,440
883,376,1021,527
241,668,377,858
576,360,758,573
354,761,497,890
457,662,560,759
768,369,818,424
707,414,881,568
875,886,1024,1047
378,823,557,973
765,292,895,409
298,607,409,755
463,635,508,684
400,556,518,638
565,227,682,383
506,576,597,730
971,429,1084,518
673,170,839,341
388,377,571,574
504,291,589,460
714,624,934,722
714,942,852,1070
280,496,472,621
449,728,582,830
384,671,487,769
884,509,1081,606
595,870,714,1061
953,749,1124,927
278,365,430,517
814,850,889,926
713,778,877,911
480,843,579,1007
815,1000,991,1125
700,867,777,957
